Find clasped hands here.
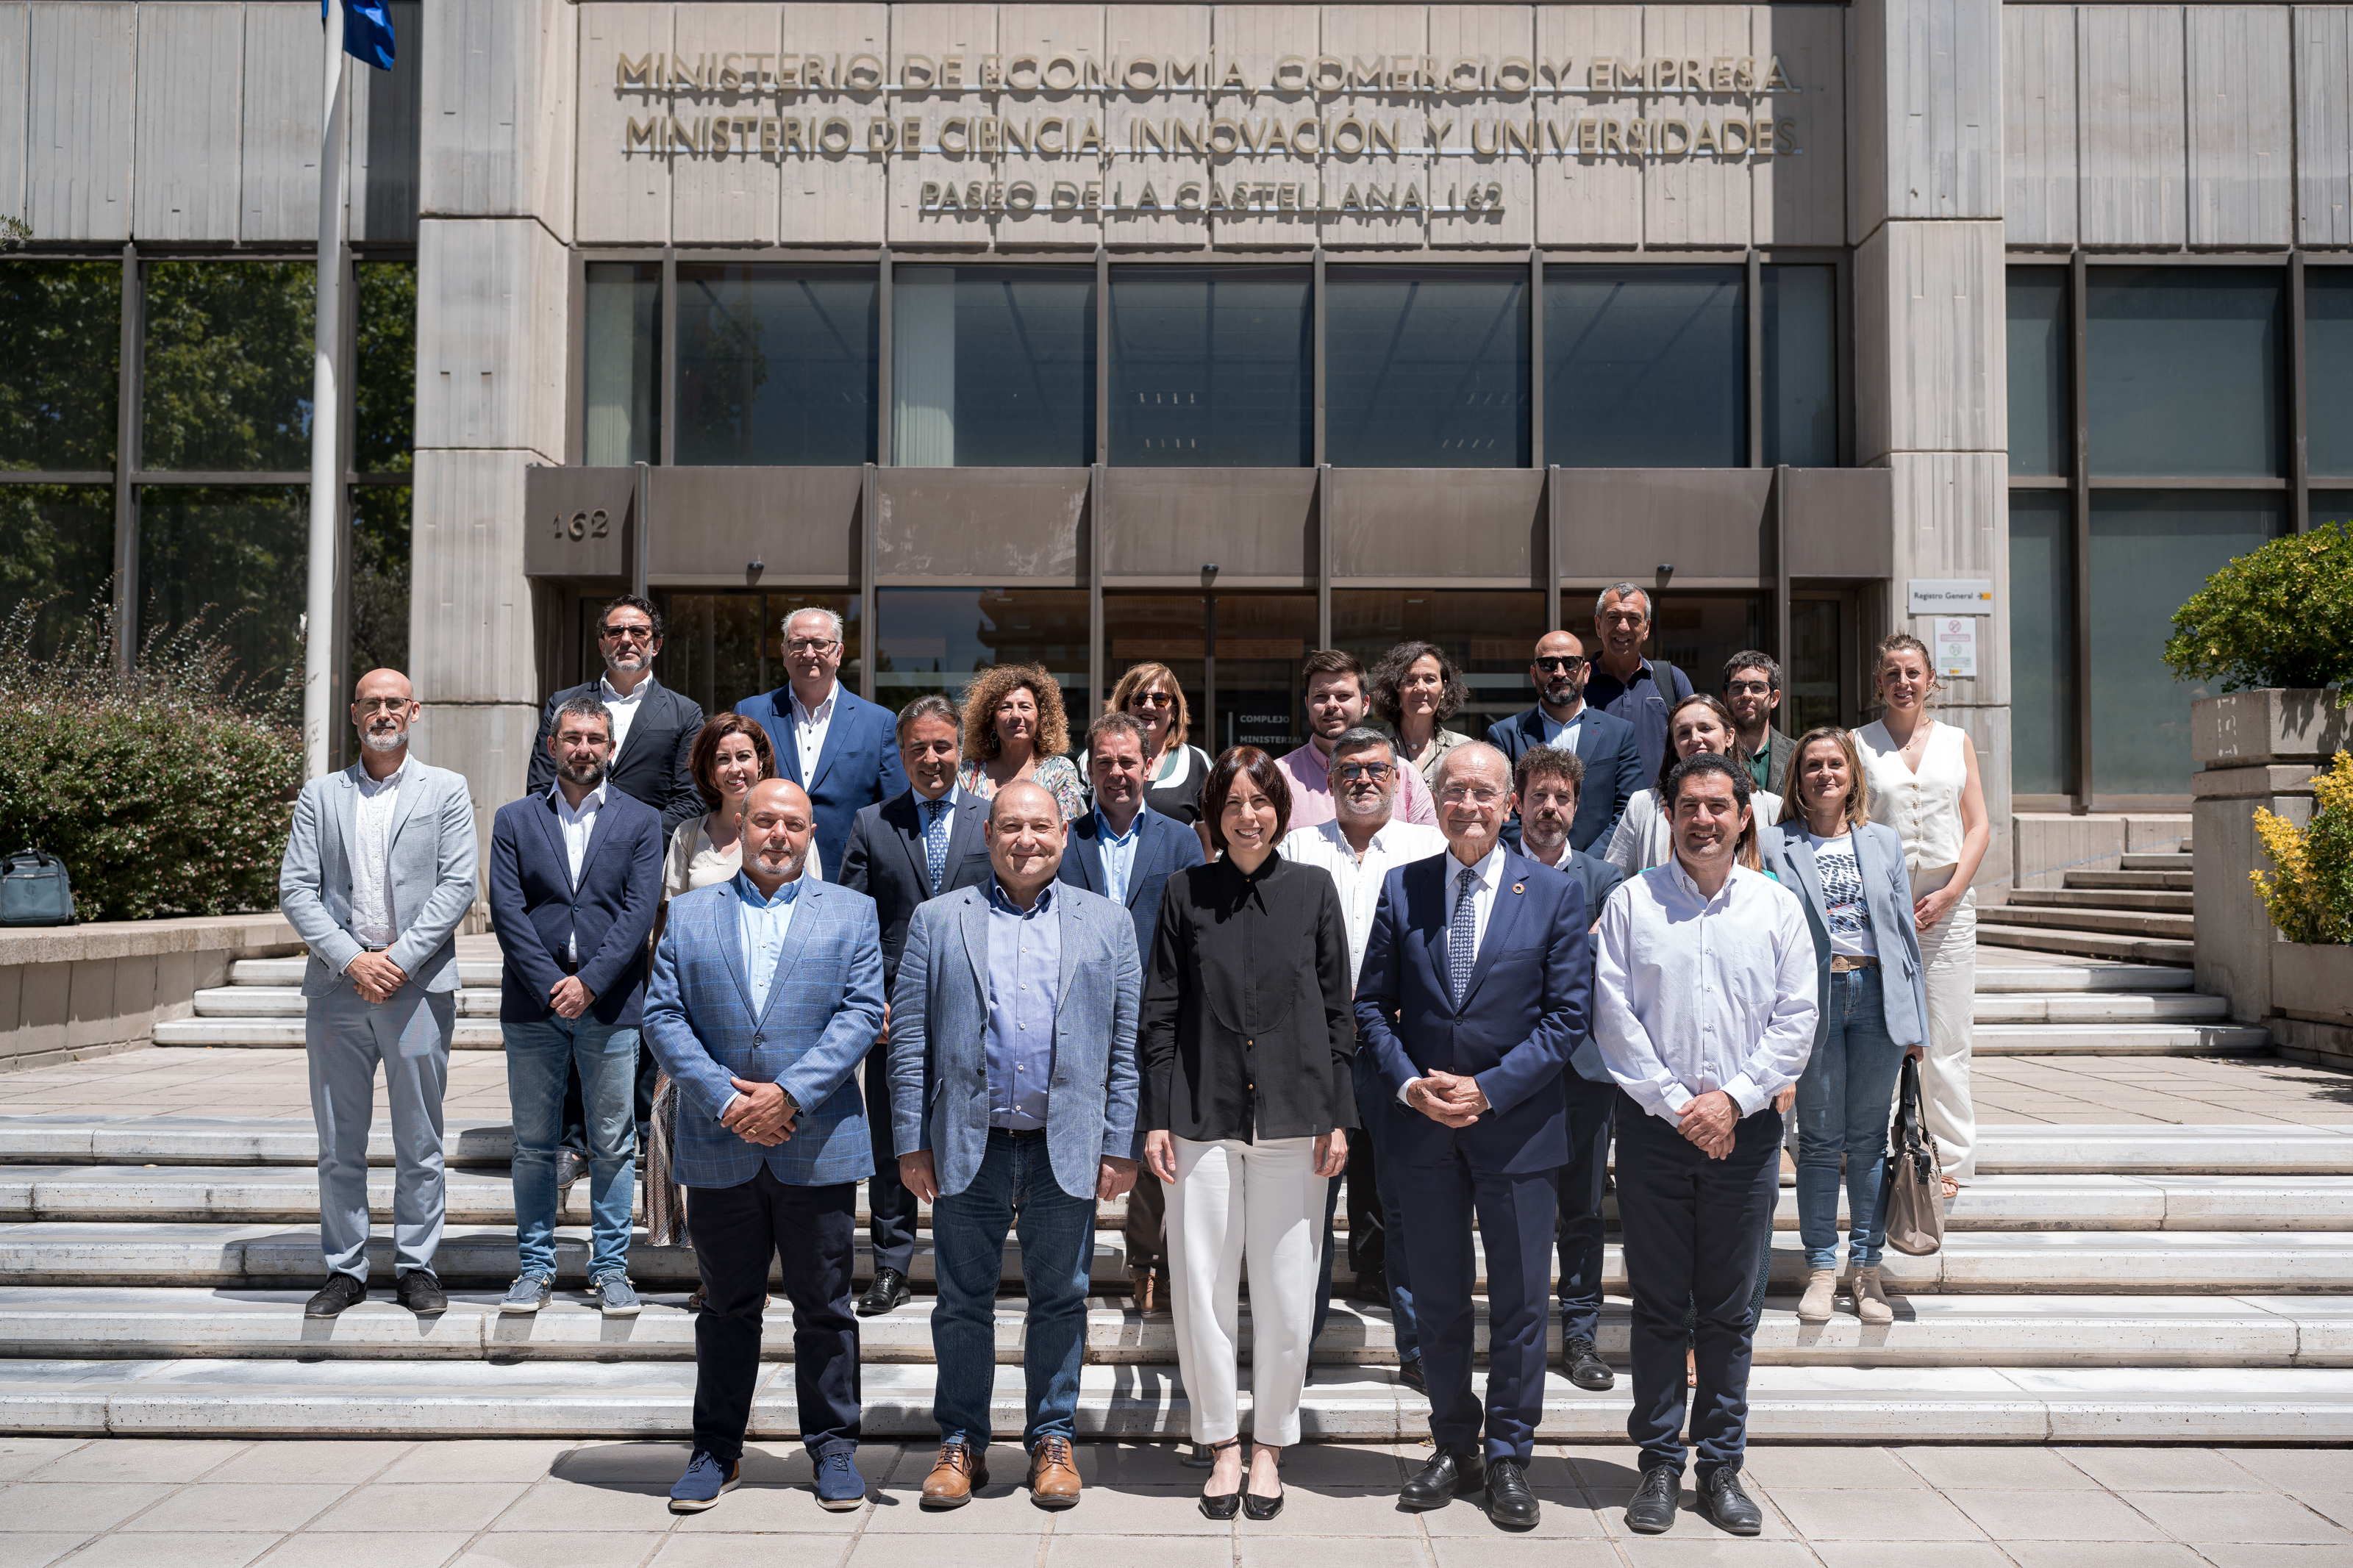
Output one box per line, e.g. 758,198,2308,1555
346,951,407,1005
1406,1070,1490,1128
721,1078,799,1146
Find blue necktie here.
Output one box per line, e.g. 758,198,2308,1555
923,798,951,895
1448,865,1479,1010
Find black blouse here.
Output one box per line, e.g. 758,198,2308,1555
1140,852,1358,1143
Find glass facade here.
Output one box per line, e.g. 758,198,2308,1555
143,262,318,473
676,265,878,466
893,266,1096,468
1108,266,1312,468
1545,265,1742,468
138,486,310,681
0,260,119,473
2307,270,2353,479
1763,264,1838,468
585,262,661,468
1325,267,1529,468
2007,490,2076,798
1331,590,1546,739
655,591,861,717
2006,266,2068,479
2086,266,2282,477
0,484,115,659
1102,593,1317,754
1786,596,1843,736
876,587,1089,720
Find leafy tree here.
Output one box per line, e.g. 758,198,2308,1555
2165,522,2353,701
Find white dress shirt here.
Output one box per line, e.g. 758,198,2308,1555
1279,817,1448,984
550,779,608,961
789,680,839,782
600,673,653,759
1539,704,1585,750
346,758,408,956
1591,857,1819,1123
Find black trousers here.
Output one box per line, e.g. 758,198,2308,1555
1612,1092,1782,1478
1552,1070,1616,1345
861,1046,921,1277
687,1166,861,1464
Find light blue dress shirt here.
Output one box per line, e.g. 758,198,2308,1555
1093,806,1143,907
1540,705,1585,750
732,869,804,1020
985,878,1060,1130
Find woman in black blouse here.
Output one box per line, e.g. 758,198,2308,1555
1141,746,1354,1521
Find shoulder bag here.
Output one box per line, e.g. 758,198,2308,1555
0,848,76,926
1879,1054,1945,1256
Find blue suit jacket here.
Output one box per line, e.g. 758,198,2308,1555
486,787,664,1027
1488,705,1644,853
888,882,1144,1202
1056,806,1207,963
1353,848,1593,1174
641,876,886,1188
1554,846,1628,1083
735,684,910,885
838,787,994,987
1760,819,1930,1050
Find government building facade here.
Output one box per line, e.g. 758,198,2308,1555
3,0,2342,890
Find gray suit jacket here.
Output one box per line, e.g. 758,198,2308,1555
279,759,480,997
887,881,1143,1203
1759,819,1929,1049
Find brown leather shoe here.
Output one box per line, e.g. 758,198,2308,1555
1027,1435,1082,1509
920,1442,988,1509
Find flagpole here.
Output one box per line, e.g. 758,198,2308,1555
304,1,349,779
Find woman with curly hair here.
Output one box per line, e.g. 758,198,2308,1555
1368,640,1474,787
954,663,1088,822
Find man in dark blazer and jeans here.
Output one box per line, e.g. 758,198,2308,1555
1488,630,1643,855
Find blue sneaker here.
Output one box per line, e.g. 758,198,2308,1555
670,1449,739,1513
591,1272,640,1317
499,1273,553,1314
813,1445,867,1511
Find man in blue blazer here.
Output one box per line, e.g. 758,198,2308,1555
1355,742,1593,1533
1488,630,1643,854
524,595,706,837
837,693,995,1317
890,781,1143,1511
642,778,887,1517
735,606,909,879
488,695,665,1317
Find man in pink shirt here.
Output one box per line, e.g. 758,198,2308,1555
1276,650,1440,831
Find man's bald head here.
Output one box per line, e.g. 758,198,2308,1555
989,780,1059,827
354,668,413,704
740,778,815,889
746,777,811,819
985,781,1065,905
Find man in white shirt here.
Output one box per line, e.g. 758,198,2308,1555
1592,753,1818,1540
1280,726,1446,1390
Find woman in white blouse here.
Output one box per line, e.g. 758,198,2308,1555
1853,634,1990,1197
1604,694,1782,874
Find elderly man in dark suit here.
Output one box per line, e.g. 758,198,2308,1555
1488,630,1643,855
736,605,909,881
837,693,994,1317
642,778,886,1517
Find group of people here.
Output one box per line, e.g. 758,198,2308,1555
276,581,1989,1538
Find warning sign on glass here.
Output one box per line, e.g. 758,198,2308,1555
1935,617,1977,679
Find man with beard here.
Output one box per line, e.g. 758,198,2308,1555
488,695,665,1316
280,669,480,1318
1488,630,1641,855
1721,651,1795,798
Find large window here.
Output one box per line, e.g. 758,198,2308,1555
1103,593,1317,754
1,259,121,659
2309,271,2353,481
654,591,860,717
1545,266,1742,468
1108,266,1311,468
1763,264,1839,468
1332,590,1546,738
2007,490,2075,797
585,262,660,467
676,265,876,466
876,587,1089,721
2087,267,2282,478
893,267,1095,468
1325,267,1529,468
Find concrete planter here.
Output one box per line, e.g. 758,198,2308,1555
2191,689,2352,768
0,914,300,1073
2273,942,2353,1069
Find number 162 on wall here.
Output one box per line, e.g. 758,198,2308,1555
1936,617,1977,679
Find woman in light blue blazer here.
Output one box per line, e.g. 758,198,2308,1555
1760,727,1929,1329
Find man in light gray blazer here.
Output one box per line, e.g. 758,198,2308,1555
890,781,1143,1514
278,668,479,1318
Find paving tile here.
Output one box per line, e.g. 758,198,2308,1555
2223,1450,2353,1493
1941,1489,2168,1542
118,1482,353,1534
449,1536,670,1568
377,1440,577,1485
1417,1487,1604,1537
1591,1490,1802,1542
0,1442,84,1483
1427,1544,1624,1568
0,1483,180,1533
668,1483,871,1533
1999,1547,2208,1568
1265,1443,1411,1488
26,1439,249,1483
484,1480,680,1532
1610,1542,1822,1568
2196,1549,2353,1568
1556,1445,1649,1494
1040,1483,1246,1535
308,1481,534,1533
654,1542,856,1568
1811,1546,2012,1568
844,1539,1046,1568
51,1536,280,1568
2298,1494,2353,1531
203,1442,415,1484
250,1535,471,1568
0,1540,90,1568
1893,1447,2102,1489
1237,1542,1433,1568
1735,1447,1927,1492
1229,1486,1428,1536
2052,1447,2273,1493
863,1481,1044,1532
1767,1487,1985,1542
1043,1539,1236,1568
2120,1490,2352,1544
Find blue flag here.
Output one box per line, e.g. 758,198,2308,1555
324,0,395,71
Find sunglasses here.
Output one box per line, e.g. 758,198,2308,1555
1535,656,1588,673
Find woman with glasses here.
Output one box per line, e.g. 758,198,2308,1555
1369,640,1474,787
954,663,1088,823
1602,694,1782,875
1103,662,1213,828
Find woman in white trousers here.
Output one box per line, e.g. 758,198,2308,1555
1853,633,1991,1195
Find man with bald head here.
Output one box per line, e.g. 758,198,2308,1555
643,776,888,1516
279,669,480,1319
888,781,1142,1511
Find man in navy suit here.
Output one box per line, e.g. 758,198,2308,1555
487,695,665,1317
837,693,995,1317
524,595,705,835
1356,741,1593,1533
1057,710,1204,1313
736,606,909,881
1488,630,1642,854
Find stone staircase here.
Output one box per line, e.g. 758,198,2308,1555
1981,840,2198,967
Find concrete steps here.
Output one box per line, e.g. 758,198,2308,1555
1969,1023,2268,1056
2010,888,2196,915
226,958,505,989
1971,992,2227,1023
153,1017,510,1049
192,986,502,1019
2120,851,2196,871
1974,924,2196,966
1973,964,2193,993
2068,870,2195,892
1975,904,2195,940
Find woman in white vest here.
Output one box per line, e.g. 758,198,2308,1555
1853,633,1990,1196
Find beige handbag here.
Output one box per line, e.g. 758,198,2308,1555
1879,1056,1945,1256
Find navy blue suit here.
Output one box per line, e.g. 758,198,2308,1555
1354,848,1592,1464
1546,846,1627,1347
1488,704,1644,854
524,679,706,837
1057,804,1206,961
735,684,910,885
486,787,665,1027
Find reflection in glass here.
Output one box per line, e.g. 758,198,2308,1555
893,268,1095,468
676,266,877,465
1763,265,1837,468
1326,268,1527,468
1650,595,1764,698
138,486,307,683
878,588,1089,721
2089,492,2281,795
585,263,660,467
349,484,411,677
0,261,120,471
1109,266,1311,467
144,262,315,472
1331,590,1546,738
2007,267,2068,479
1102,593,1316,753
1787,598,1842,737
656,592,860,715
1546,266,1742,468
2087,267,2282,477
2007,491,2076,796
0,485,115,659
2304,271,2353,476
354,261,416,475
2312,490,2353,533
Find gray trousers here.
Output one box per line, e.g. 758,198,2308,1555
307,979,454,1281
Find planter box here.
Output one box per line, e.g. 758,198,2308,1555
0,914,301,1073
2192,689,2351,770
2275,942,2353,1029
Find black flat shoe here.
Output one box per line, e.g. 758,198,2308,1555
857,1267,912,1317
1563,1337,1615,1392
1697,1467,1763,1536
304,1272,366,1318
1624,1464,1681,1534
1484,1457,1540,1530
1198,1438,1243,1520
1243,1446,1284,1520
1399,1448,1484,1511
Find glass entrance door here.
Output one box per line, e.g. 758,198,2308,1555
1103,593,1317,756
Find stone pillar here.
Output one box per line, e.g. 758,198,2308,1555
1847,0,2013,897
406,0,578,880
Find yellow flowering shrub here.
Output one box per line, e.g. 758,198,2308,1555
2251,751,2353,945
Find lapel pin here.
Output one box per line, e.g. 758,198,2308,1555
1511,881,1525,895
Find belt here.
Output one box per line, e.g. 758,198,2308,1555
988,1125,1048,1141
1829,954,1879,972
554,951,581,976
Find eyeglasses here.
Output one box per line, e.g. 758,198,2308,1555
1438,784,1505,806
1333,762,1394,782
784,637,839,654
601,624,654,643
1534,656,1588,673
352,698,410,715
1726,680,1773,695
1129,692,1175,709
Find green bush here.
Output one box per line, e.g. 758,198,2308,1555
0,595,301,920
2164,522,2353,702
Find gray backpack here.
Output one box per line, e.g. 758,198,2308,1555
1,848,76,926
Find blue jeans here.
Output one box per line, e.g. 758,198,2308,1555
1795,968,1906,1272
1312,1051,1418,1361
930,1128,1096,1450
504,1015,638,1278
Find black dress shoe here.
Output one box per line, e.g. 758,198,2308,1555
1696,1467,1763,1536
304,1272,367,1318
1624,1464,1681,1534
1198,1439,1243,1519
1483,1457,1540,1531
1563,1337,1615,1392
857,1267,912,1317
555,1149,588,1190
1344,1268,1390,1306
1399,1448,1485,1511
394,1270,447,1316
1398,1357,1427,1397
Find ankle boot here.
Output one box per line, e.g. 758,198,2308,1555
1849,1266,1894,1325
1796,1268,1838,1323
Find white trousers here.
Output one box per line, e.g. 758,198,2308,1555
1165,1134,1328,1447
1912,864,1978,1182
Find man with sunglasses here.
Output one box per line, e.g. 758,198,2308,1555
1487,630,1642,854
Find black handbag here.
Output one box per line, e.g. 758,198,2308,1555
1879,1055,1944,1256
0,847,76,926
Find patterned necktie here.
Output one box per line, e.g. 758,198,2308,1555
923,798,951,895
1448,864,1479,1010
